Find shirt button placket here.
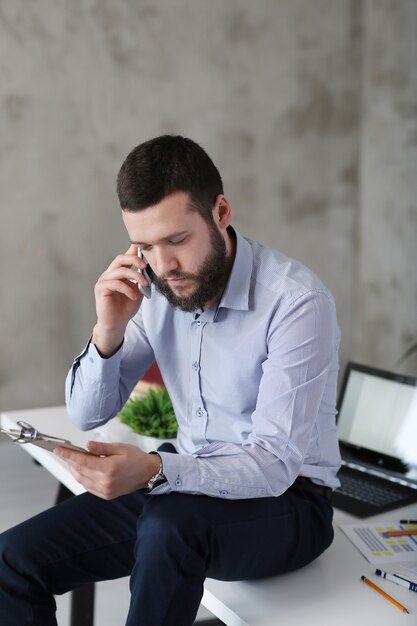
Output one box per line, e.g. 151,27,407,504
189,317,207,447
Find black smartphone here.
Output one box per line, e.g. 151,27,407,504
137,247,153,299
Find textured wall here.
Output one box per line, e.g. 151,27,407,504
354,0,417,371
0,0,415,411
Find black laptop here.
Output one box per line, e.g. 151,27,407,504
332,361,417,518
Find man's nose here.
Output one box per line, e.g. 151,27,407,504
154,250,178,275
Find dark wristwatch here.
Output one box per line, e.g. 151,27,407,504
144,452,167,492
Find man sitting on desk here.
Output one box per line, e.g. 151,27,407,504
0,135,341,626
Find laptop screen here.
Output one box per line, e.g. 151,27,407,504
337,363,417,477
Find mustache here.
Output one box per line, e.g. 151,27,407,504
159,271,196,281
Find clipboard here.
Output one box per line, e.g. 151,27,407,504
0,420,89,454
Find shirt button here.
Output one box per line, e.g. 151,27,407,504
89,357,94,363
192,361,199,371
175,477,182,487
195,408,204,417
196,320,202,326
219,490,228,497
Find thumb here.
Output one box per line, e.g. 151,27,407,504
87,440,122,456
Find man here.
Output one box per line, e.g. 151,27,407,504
0,135,341,626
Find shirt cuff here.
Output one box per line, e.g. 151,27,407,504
156,451,200,494
81,339,124,384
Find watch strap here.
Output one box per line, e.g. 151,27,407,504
144,452,167,492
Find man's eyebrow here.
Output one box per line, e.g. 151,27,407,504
131,230,189,246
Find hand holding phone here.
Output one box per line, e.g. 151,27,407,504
93,245,149,356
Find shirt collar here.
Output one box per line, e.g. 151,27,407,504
217,228,253,312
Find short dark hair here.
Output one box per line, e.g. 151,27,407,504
116,135,223,220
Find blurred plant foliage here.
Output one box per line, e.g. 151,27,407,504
117,387,178,438
398,339,417,366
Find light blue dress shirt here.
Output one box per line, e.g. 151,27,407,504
66,229,341,499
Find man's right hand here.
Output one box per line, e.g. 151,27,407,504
92,244,149,357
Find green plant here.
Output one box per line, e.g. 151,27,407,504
117,387,178,438
398,339,417,365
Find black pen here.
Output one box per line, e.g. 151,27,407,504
400,519,417,524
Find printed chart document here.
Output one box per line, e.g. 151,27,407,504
340,522,417,564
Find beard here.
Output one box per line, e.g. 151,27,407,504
152,225,230,313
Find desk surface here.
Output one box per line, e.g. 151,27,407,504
2,406,417,626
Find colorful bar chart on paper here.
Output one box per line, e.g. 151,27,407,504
340,523,417,564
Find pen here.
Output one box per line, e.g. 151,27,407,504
375,568,417,593
400,520,417,524
360,575,410,613
382,529,417,538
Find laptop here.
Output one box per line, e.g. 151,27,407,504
332,361,417,517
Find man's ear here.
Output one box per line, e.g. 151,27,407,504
212,194,232,229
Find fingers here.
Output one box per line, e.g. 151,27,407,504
95,276,140,302
54,446,112,497
96,250,149,300
106,248,146,274
126,243,139,255
54,446,100,467
86,441,120,456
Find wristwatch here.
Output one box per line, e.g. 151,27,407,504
145,452,167,492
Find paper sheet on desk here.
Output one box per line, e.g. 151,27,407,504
340,522,417,564
397,564,417,583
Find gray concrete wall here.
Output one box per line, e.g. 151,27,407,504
354,0,417,370
0,0,416,411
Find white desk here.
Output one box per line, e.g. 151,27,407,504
2,406,417,626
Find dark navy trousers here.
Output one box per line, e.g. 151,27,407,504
0,478,333,625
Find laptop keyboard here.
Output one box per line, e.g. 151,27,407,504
336,472,408,507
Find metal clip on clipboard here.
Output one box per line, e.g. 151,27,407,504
0,421,88,453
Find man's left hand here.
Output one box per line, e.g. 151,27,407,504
54,441,160,500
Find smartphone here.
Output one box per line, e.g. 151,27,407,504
137,247,153,299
